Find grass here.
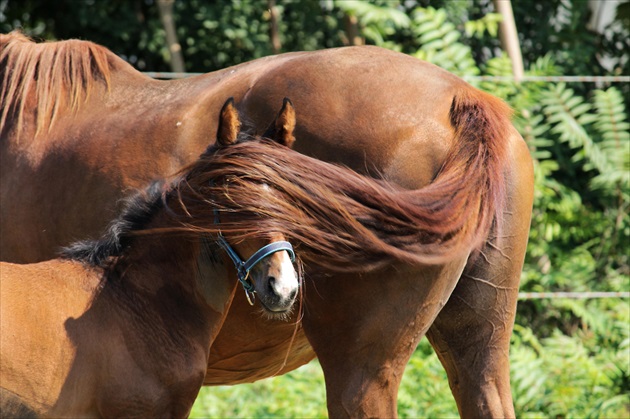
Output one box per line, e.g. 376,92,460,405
190,318,629,418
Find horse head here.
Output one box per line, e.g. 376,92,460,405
213,97,300,316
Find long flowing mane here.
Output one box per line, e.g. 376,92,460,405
62,182,166,267
0,31,113,135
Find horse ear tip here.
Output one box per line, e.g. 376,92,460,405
222,97,236,111
217,97,240,145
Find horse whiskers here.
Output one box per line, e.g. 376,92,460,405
257,305,295,322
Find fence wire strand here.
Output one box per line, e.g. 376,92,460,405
518,291,630,300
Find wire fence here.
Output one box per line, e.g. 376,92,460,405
464,75,630,83
518,291,630,300
142,72,630,83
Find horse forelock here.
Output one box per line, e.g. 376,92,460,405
0,31,113,137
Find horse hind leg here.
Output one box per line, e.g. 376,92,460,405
303,260,468,418
426,240,520,417
426,164,532,417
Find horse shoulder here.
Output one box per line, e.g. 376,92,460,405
0,260,102,415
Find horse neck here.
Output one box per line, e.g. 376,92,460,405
50,233,230,410
114,215,232,307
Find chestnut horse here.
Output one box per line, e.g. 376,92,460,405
0,32,534,417
0,99,302,417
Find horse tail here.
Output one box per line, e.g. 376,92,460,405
415,88,512,261
327,88,513,268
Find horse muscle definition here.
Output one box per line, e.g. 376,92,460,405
0,32,534,418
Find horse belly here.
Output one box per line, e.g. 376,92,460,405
204,294,315,385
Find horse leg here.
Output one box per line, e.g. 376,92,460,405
426,145,533,418
425,243,519,417
303,263,466,418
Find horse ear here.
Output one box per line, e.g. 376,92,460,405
216,97,241,146
263,98,296,148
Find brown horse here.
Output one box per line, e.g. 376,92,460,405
0,32,534,417
0,99,303,417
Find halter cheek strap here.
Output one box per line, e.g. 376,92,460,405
213,205,296,305
216,234,295,291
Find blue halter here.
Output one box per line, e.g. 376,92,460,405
214,207,295,305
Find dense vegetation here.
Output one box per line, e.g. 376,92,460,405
4,0,628,417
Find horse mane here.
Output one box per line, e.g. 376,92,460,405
62,90,510,273
0,31,113,136
61,182,166,267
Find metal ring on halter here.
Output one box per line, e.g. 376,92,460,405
242,272,256,306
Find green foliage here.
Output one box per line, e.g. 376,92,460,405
334,0,410,47
410,6,479,76
190,362,327,418
511,319,629,418
591,87,630,190
396,340,458,418
464,11,501,39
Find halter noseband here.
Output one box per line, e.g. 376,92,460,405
214,207,295,305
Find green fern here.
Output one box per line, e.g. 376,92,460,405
410,7,479,77
591,87,630,190
540,83,626,185
464,12,502,38
335,0,410,46
510,325,630,418
479,53,519,98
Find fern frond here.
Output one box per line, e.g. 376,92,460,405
514,109,554,161
541,83,615,181
464,13,502,38
336,0,410,46
411,7,479,77
591,87,630,190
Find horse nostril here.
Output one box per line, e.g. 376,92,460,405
268,276,277,294
267,276,297,300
